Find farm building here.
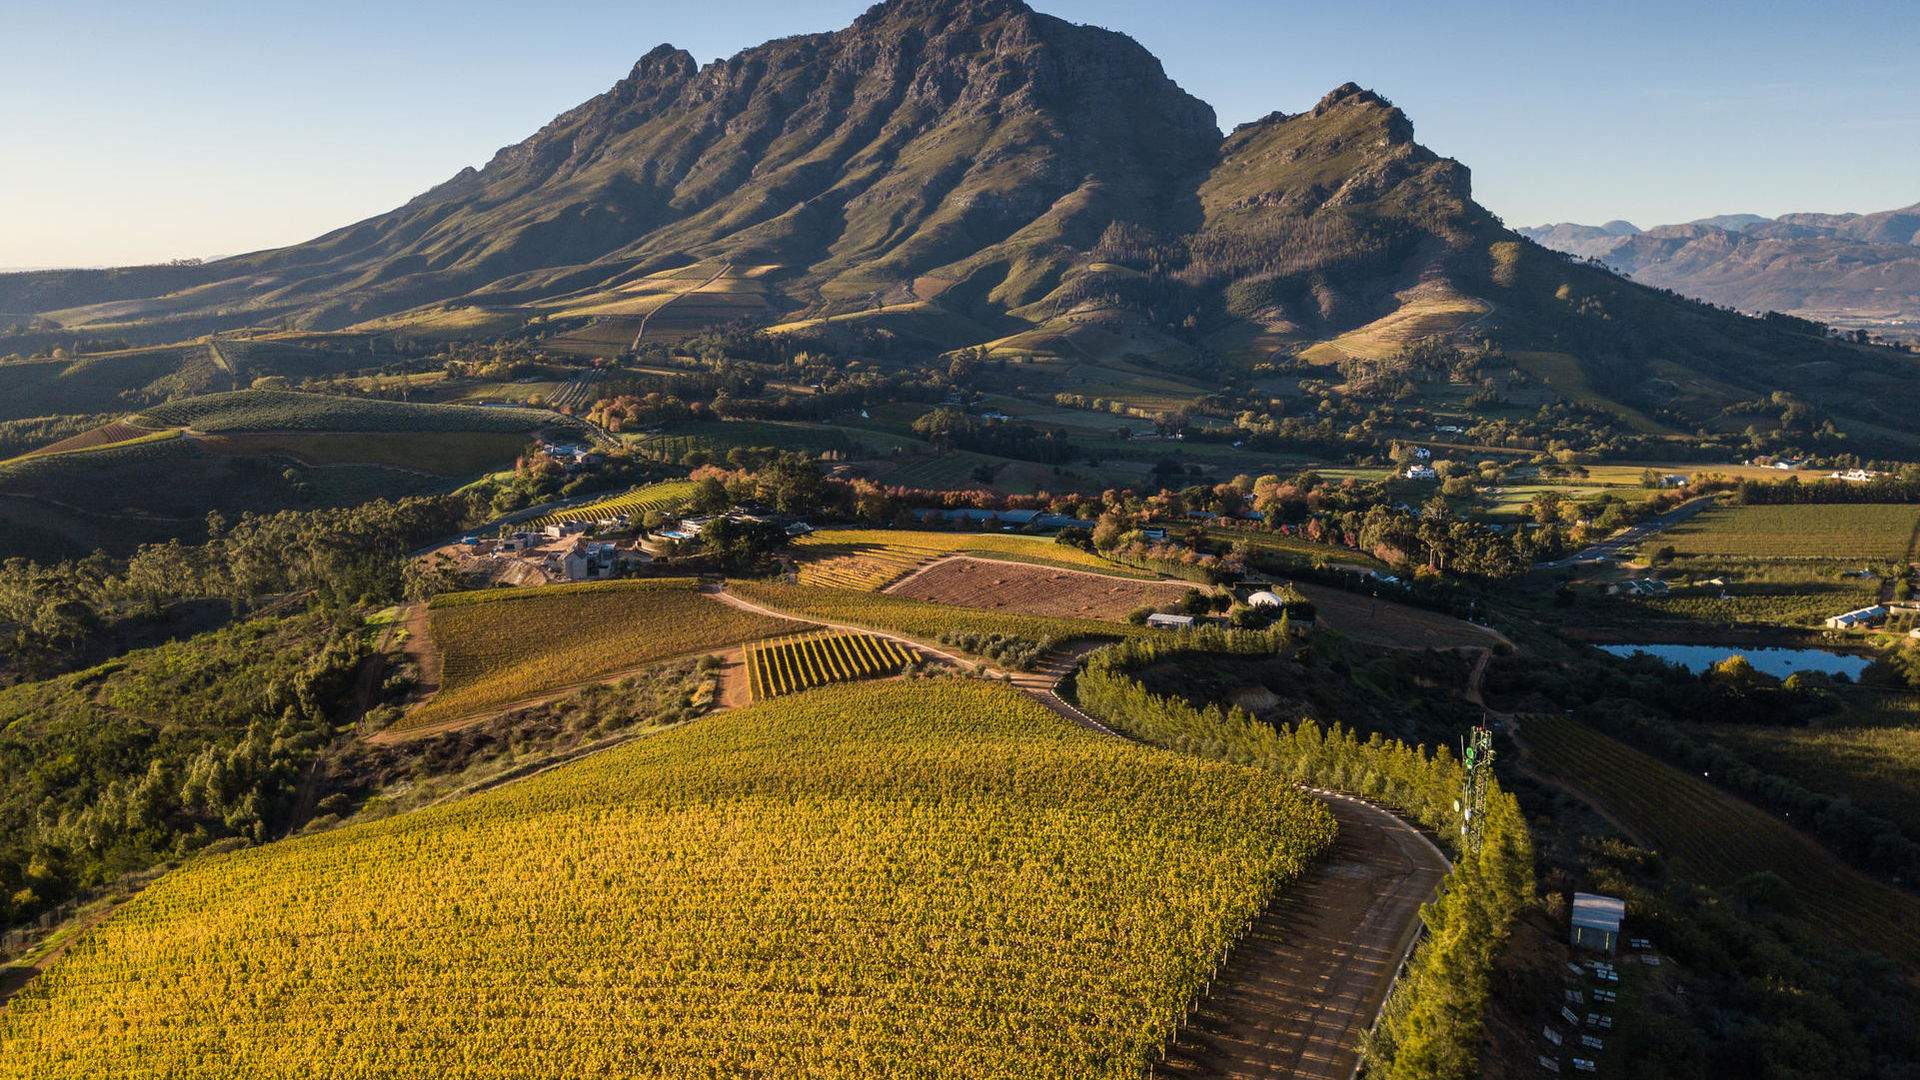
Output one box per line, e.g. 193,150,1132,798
1606,579,1670,598
559,540,623,582
1830,468,1884,483
1570,893,1626,954
1146,614,1196,631
1825,605,1890,630
1404,464,1437,481
1246,591,1285,608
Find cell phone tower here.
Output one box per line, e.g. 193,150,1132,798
1456,723,1496,851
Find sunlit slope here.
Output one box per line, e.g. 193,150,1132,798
0,680,1334,1079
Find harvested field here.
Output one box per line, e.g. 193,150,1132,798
887,557,1196,621
1291,583,1506,650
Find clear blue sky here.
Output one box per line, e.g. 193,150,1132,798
3,0,1916,268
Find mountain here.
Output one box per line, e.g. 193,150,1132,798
6,0,1920,447
1516,220,1642,260
1520,203,1920,339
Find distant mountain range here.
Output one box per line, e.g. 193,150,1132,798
4,0,1918,446
1520,204,1920,339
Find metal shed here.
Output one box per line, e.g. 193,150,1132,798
1570,893,1625,954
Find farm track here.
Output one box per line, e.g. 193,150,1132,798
632,262,732,352
1156,794,1448,1080
0,888,152,1012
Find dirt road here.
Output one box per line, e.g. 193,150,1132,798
1156,793,1450,1080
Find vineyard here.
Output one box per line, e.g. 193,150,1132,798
746,631,917,701
1697,717,1920,838
731,581,1147,653
519,480,700,532
197,431,528,475
404,581,807,730
0,681,1334,1079
137,390,553,434
625,420,849,461
1519,713,1920,965
882,450,1005,489
793,528,1147,590
15,419,171,460
1662,503,1920,561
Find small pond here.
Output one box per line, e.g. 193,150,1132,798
1599,643,1873,680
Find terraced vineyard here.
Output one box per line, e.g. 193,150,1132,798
1663,503,1920,561
732,581,1147,652
0,681,1335,1078
746,631,917,701
1520,713,1920,965
405,580,806,730
520,480,700,532
794,529,1147,590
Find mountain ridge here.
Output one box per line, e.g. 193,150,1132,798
1520,202,1920,338
4,0,1918,449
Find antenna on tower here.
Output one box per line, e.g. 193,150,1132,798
1455,721,1496,852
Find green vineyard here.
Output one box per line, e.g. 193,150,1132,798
0,681,1334,1079
1662,503,1920,561
747,631,917,701
520,480,700,532
1520,713,1920,965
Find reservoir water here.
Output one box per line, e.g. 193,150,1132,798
1599,643,1873,680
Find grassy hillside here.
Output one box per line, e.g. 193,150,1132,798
0,680,1334,1078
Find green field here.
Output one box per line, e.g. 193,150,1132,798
138,390,553,434
0,680,1333,1078
407,581,807,729
1520,713,1920,965
1663,504,1920,561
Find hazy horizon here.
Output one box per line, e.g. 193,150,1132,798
4,0,1917,268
